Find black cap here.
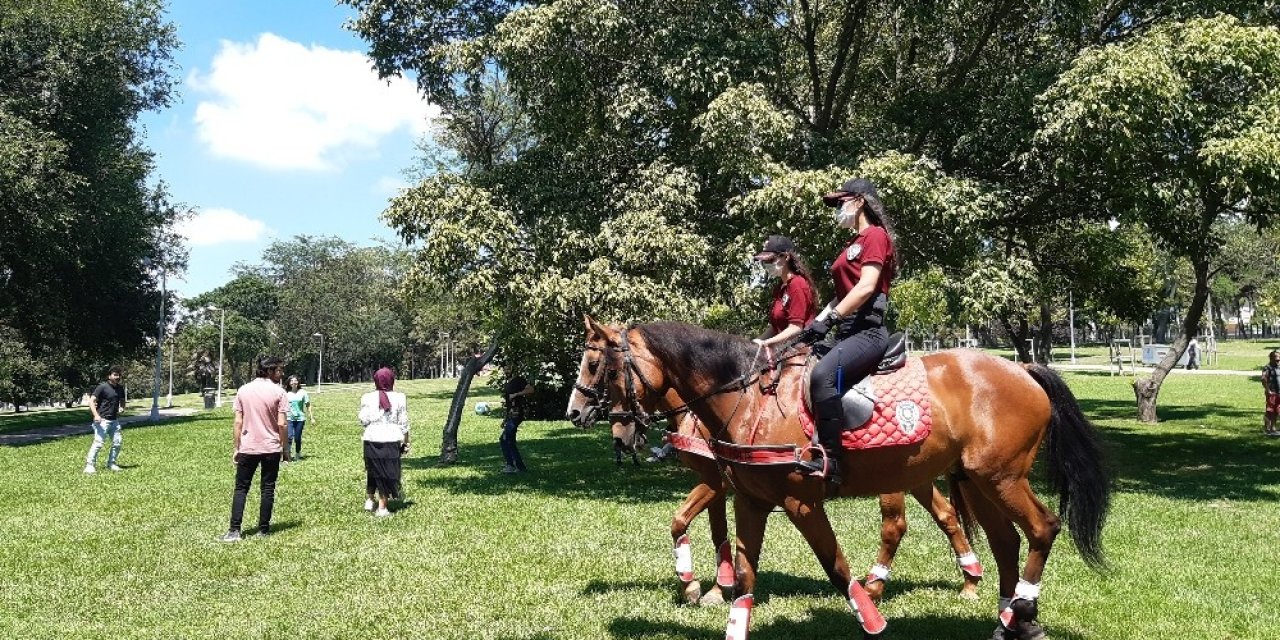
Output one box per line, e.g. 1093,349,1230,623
821,177,885,219
752,235,796,261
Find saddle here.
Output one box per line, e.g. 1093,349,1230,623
802,332,909,428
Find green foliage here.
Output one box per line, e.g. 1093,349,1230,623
1037,16,1280,256
348,2,1279,405
0,0,183,402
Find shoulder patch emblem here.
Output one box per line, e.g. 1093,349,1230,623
847,243,863,261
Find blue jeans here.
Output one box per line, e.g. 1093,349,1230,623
286,420,305,455
86,419,122,467
500,418,526,470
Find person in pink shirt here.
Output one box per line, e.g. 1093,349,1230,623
218,356,289,542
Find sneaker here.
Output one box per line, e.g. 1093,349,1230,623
217,531,242,543
83,464,96,474
364,499,375,511
374,507,392,517
650,446,666,458
501,464,518,474
109,464,123,472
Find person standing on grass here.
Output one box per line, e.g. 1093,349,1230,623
218,357,289,543
84,366,126,474
284,376,314,461
500,373,533,474
1186,337,1200,370
1264,350,1280,437
359,367,409,517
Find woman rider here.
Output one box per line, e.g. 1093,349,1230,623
797,178,896,482
751,235,818,349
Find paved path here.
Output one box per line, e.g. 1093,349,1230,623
1050,363,1260,377
0,408,199,447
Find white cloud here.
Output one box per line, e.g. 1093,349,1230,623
177,208,268,246
190,33,439,171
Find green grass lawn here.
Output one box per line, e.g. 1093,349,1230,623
1,374,1278,639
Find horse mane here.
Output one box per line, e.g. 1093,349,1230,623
633,322,759,388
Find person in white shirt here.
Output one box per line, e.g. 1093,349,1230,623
358,367,409,517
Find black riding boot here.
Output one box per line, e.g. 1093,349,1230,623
797,400,845,483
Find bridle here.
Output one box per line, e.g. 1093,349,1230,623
574,326,660,434
574,325,803,439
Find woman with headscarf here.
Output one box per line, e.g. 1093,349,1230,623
358,367,410,517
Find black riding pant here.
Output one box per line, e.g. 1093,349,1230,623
809,323,889,440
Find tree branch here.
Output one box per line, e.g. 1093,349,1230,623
818,0,868,132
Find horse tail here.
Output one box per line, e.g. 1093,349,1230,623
1024,363,1111,570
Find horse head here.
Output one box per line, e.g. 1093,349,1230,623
564,315,668,454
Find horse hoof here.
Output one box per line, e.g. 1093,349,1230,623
1019,621,1047,640
698,587,726,607
958,582,981,601
681,581,702,605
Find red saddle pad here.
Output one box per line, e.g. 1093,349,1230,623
802,357,932,450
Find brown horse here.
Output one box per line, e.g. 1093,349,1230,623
641,390,982,607
567,319,1109,640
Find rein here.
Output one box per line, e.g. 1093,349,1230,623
577,325,812,468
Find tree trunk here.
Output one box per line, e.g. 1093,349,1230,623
1133,259,1210,422
1035,300,1054,363
998,315,1033,362
439,337,500,464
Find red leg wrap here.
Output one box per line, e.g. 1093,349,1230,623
716,541,735,588
673,534,694,582
725,594,753,640
848,580,888,635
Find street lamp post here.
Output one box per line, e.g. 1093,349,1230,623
167,333,175,408
208,305,226,407
148,262,166,421
312,333,324,388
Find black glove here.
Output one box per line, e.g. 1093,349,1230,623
800,318,833,344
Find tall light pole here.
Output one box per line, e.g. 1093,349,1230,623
312,333,324,387
146,260,166,421
208,305,226,407
166,332,175,408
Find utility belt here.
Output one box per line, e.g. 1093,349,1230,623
834,293,887,338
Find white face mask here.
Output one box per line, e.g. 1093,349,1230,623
835,200,859,228
765,261,785,276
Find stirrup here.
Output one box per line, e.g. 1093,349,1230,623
796,444,841,482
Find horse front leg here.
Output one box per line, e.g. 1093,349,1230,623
782,495,888,636
911,483,982,600
865,493,908,603
670,475,721,605
725,493,771,640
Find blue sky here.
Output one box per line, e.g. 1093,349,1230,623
139,1,435,297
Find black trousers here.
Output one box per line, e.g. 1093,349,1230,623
229,452,281,533
809,324,889,439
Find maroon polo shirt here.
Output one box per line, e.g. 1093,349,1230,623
768,275,816,334
830,226,894,299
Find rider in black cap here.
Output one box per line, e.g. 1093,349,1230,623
796,178,897,483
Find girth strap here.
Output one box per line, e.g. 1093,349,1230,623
712,440,800,466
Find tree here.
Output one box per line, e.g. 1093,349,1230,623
1036,16,1280,420
0,0,183,400
348,1,1276,407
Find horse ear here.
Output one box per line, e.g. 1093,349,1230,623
584,314,611,340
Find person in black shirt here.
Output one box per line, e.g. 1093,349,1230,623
84,365,126,474
500,373,534,473
1264,350,1279,437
